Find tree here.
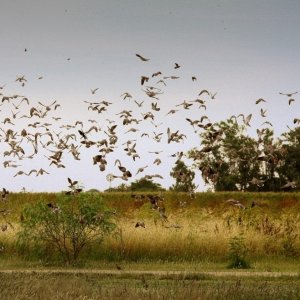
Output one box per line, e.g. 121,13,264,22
130,177,165,192
170,160,196,192
105,183,130,192
277,126,300,190
18,193,116,264
188,119,261,191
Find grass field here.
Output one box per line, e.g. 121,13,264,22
0,270,300,300
1,192,300,298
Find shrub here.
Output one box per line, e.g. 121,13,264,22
17,193,116,264
227,234,250,269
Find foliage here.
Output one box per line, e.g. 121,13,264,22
17,193,116,264
189,119,260,191
105,183,130,192
278,126,300,190
227,234,250,269
130,177,165,192
170,160,196,192
188,119,300,192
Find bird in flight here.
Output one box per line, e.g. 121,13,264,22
174,63,181,69
135,53,149,61
279,91,298,97
255,98,266,104
91,88,99,94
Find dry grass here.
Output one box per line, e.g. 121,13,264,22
1,192,300,267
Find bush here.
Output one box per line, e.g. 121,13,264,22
227,234,250,269
17,193,116,264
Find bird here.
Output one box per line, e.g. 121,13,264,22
90,88,99,94
121,92,132,100
135,53,149,61
152,71,162,77
260,109,267,117
288,99,295,105
135,221,145,228
281,181,297,189
136,165,148,175
255,98,267,104
141,76,149,85
174,62,181,69
279,91,298,97
1,188,9,201
226,199,246,209
134,100,144,107
198,89,210,96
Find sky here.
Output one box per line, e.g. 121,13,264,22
0,0,299,192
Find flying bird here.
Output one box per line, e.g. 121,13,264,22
91,88,99,94
279,91,298,97
135,53,150,61
174,63,181,69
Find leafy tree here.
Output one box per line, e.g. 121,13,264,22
105,183,130,192
170,160,196,192
130,177,165,192
188,119,260,191
255,128,284,191
17,193,116,264
277,126,300,190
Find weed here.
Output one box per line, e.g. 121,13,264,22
227,234,250,269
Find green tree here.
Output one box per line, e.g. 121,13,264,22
277,126,300,190
130,177,165,192
18,193,116,264
188,119,261,191
170,160,196,192
105,183,130,192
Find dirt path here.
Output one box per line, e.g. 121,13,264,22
0,269,299,278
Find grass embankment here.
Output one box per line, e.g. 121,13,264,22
1,192,300,270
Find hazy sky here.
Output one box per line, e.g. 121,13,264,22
0,0,299,192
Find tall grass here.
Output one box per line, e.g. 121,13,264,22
1,192,300,266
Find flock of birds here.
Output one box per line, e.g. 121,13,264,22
0,49,298,274
0,51,299,196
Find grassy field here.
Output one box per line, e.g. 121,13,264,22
1,192,300,298
0,270,300,300
1,192,300,265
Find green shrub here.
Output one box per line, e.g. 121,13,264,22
227,234,250,269
17,193,116,264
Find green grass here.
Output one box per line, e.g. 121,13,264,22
1,271,300,300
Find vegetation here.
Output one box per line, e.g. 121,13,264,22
170,160,196,192
189,122,300,192
107,177,165,192
1,271,300,300
0,191,299,267
17,193,116,264
227,234,250,269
